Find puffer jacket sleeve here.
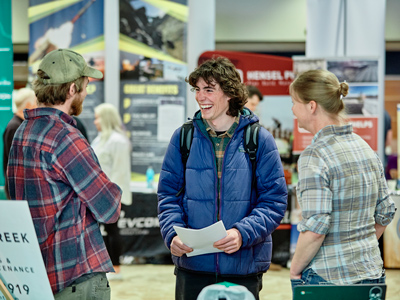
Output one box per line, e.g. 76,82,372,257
157,127,186,249
233,127,288,248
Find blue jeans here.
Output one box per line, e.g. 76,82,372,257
290,268,386,297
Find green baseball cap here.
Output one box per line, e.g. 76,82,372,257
38,48,103,84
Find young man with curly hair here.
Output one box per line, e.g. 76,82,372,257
158,57,288,300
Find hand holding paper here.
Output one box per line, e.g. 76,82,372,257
173,221,228,257
170,235,193,257
213,228,243,254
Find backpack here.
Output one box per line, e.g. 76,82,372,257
175,120,261,197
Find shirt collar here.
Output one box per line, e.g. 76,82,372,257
24,107,77,127
312,124,353,144
204,115,240,138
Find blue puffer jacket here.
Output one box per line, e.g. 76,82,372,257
158,109,288,276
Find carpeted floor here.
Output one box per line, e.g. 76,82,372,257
109,264,400,299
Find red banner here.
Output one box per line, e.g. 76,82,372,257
349,117,378,151
292,119,314,154
199,51,294,96
293,117,378,154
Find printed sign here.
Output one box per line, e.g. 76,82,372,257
292,57,381,154
199,50,294,96
0,201,53,300
293,117,378,154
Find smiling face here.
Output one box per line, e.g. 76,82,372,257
194,77,232,128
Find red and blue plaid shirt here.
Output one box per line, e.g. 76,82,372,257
7,108,122,294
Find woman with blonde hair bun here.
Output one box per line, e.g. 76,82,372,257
92,103,132,280
289,69,395,292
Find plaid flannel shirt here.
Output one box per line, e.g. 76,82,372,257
296,124,396,284
7,108,122,294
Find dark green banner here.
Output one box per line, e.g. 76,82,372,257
0,0,14,190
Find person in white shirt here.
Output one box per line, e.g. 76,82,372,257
92,103,132,280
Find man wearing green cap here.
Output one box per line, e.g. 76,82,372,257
7,49,122,299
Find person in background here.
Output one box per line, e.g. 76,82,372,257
158,57,288,300
7,49,122,299
384,110,393,151
386,136,398,181
2,88,37,199
91,103,132,281
289,69,395,292
245,85,263,114
146,165,155,189
384,109,393,173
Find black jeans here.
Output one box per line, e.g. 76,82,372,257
175,267,263,300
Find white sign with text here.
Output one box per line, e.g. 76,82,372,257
0,201,53,299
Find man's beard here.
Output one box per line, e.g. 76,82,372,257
70,94,84,116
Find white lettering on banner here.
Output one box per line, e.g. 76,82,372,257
118,210,160,229
284,70,295,80
261,81,276,86
0,79,12,86
120,228,150,235
247,70,284,81
350,120,374,129
132,113,156,119
132,99,159,105
0,93,12,100
131,131,152,136
132,152,155,158
236,69,244,81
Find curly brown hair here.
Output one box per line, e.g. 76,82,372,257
185,57,248,117
32,70,86,106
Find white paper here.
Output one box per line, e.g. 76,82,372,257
173,221,228,257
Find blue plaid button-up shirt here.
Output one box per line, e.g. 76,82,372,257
296,124,395,284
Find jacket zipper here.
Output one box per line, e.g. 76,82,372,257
193,116,246,276
217,124,240,275
217,116,248,274
193,120,220,275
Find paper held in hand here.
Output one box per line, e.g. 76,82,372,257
173,221,228,257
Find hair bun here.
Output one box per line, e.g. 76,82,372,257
339,82,349,98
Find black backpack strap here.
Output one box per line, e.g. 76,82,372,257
176,120,194,196
244,122,261,188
